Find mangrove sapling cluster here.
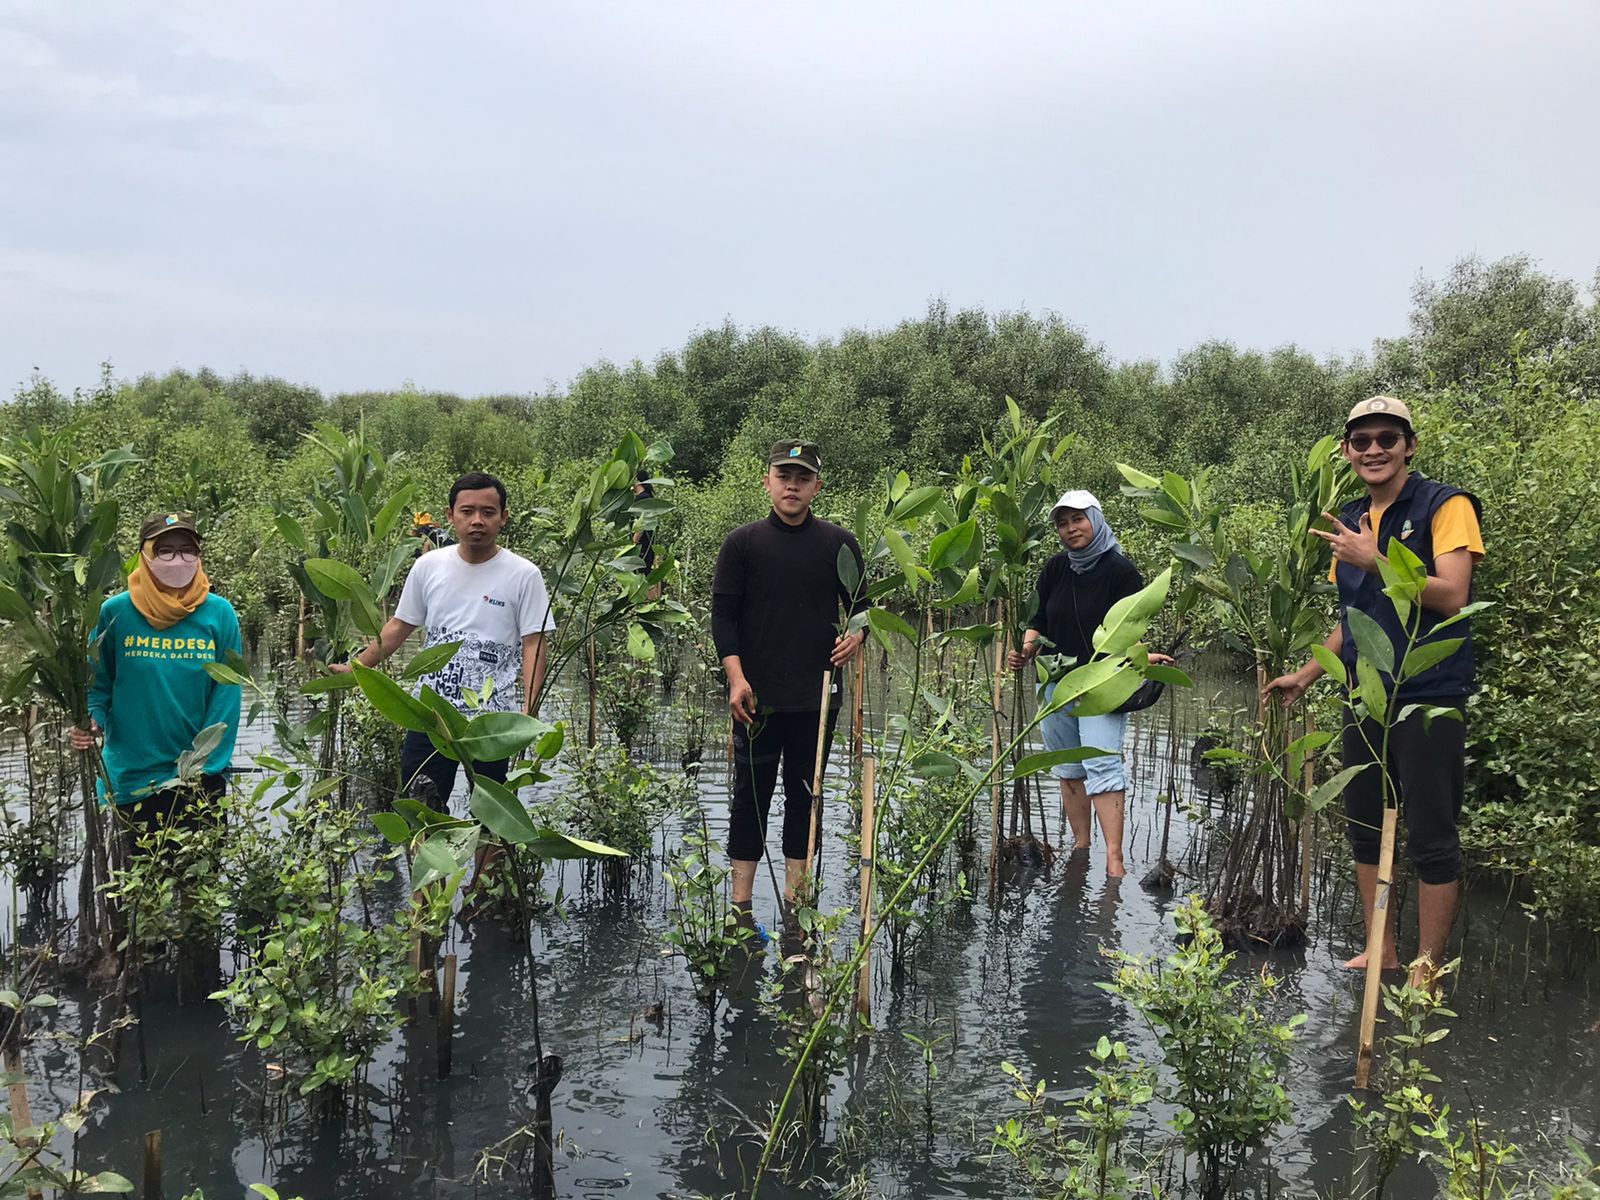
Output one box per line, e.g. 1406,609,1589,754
866,687,984,979
1120,442,1358,946
990,1041,1158,1200
0,425,142,969
1,982,136,1196
970,401,1075,875
560,742,694,872
209,796,436,1107
273,423,422,784
1101,897,1303,1197
1348,960,1600,1200
663,819,754,1004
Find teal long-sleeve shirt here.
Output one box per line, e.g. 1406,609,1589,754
86,592,243,805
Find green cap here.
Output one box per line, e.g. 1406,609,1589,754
768,440,822,474
139,511,200,544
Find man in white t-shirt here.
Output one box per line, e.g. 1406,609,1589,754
335,472,556,811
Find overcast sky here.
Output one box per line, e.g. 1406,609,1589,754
2,1,1596,398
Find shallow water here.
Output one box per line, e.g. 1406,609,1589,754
3,658,1596,1199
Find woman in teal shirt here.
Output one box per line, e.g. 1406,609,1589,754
71,512,242,837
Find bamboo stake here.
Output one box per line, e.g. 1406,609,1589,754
4,1049,43,1200
142,1129,161,1200
294,593,306,661
856,757,877,1026
803,670,833,880
586,637,598,749
438,953,458,1078
1354,806,1398,1089
987,626,1007,894
851,652,866,765
1300,708,1315,918
407,932,422,1022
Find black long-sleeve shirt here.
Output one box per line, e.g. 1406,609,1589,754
712,510,866,712
1026,550,1143,663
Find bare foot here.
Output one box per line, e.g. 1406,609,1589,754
1106,857,1126,879
1343,950,1401,971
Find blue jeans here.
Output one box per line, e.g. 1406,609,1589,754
1039,680,1128,795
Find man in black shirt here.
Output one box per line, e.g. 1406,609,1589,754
712,440,867,909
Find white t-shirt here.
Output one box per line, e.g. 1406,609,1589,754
393,547,556,713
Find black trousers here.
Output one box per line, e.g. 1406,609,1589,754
400,730,509,814
728,708,839,862
1343,702,1467,886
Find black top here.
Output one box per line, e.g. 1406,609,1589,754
1026,550,1144,663
711,511,866,713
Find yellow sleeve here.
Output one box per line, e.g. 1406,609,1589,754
1432,494,1484,558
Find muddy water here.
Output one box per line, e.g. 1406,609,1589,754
4,659,1597,1199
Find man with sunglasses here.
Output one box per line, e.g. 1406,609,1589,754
1263,397,1483,987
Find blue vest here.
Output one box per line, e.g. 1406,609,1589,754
1335,474,1479,701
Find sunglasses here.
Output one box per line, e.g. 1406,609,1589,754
1346,430,1406,452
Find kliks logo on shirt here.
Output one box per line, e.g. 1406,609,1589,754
482,594,506,608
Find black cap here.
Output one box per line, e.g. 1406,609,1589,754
139,511,200,544
767,440,822,474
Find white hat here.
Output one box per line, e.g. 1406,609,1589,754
1050,490,1101,519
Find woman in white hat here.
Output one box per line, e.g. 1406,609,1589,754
1009,491,1169,877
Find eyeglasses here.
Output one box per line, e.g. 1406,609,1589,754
152,547,200,564
1346,430,1405,452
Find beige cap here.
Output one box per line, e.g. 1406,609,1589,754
1345,395,1414,433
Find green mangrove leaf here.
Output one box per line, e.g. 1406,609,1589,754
867,606,918,649
1116,463,1161,490
1345,607,1395,675
303,558,366,602
1305,764,1370,813
1009,747,1116,780
470,777,539,844
836,542,861,597
1355,657,1388,722
399,640,463,680
203,662,251,687
273,514,310,553
626,623,656,662
458,711,548,761
891,486,943,523
1311,643,1347,687
1399,637,1465,681
352,663,436,733
526,828,629,860
369,811,411,844
300,673,361,695
927,519,976,571
1092,567,1172,657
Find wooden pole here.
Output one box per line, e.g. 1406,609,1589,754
142,1129,162,1200
851,652,866,765
438,953,458,1078
987,626,1007,894
294,593,306,661
4,1048,43,1200
803,670,833,880
1300,708,1315,919
586,637,598,749
856,757,877,1026
407,931,422,1022
1354,806,1398,1089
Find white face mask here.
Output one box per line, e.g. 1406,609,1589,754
145,549,200,589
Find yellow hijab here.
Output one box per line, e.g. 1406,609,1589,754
127,541,212,630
